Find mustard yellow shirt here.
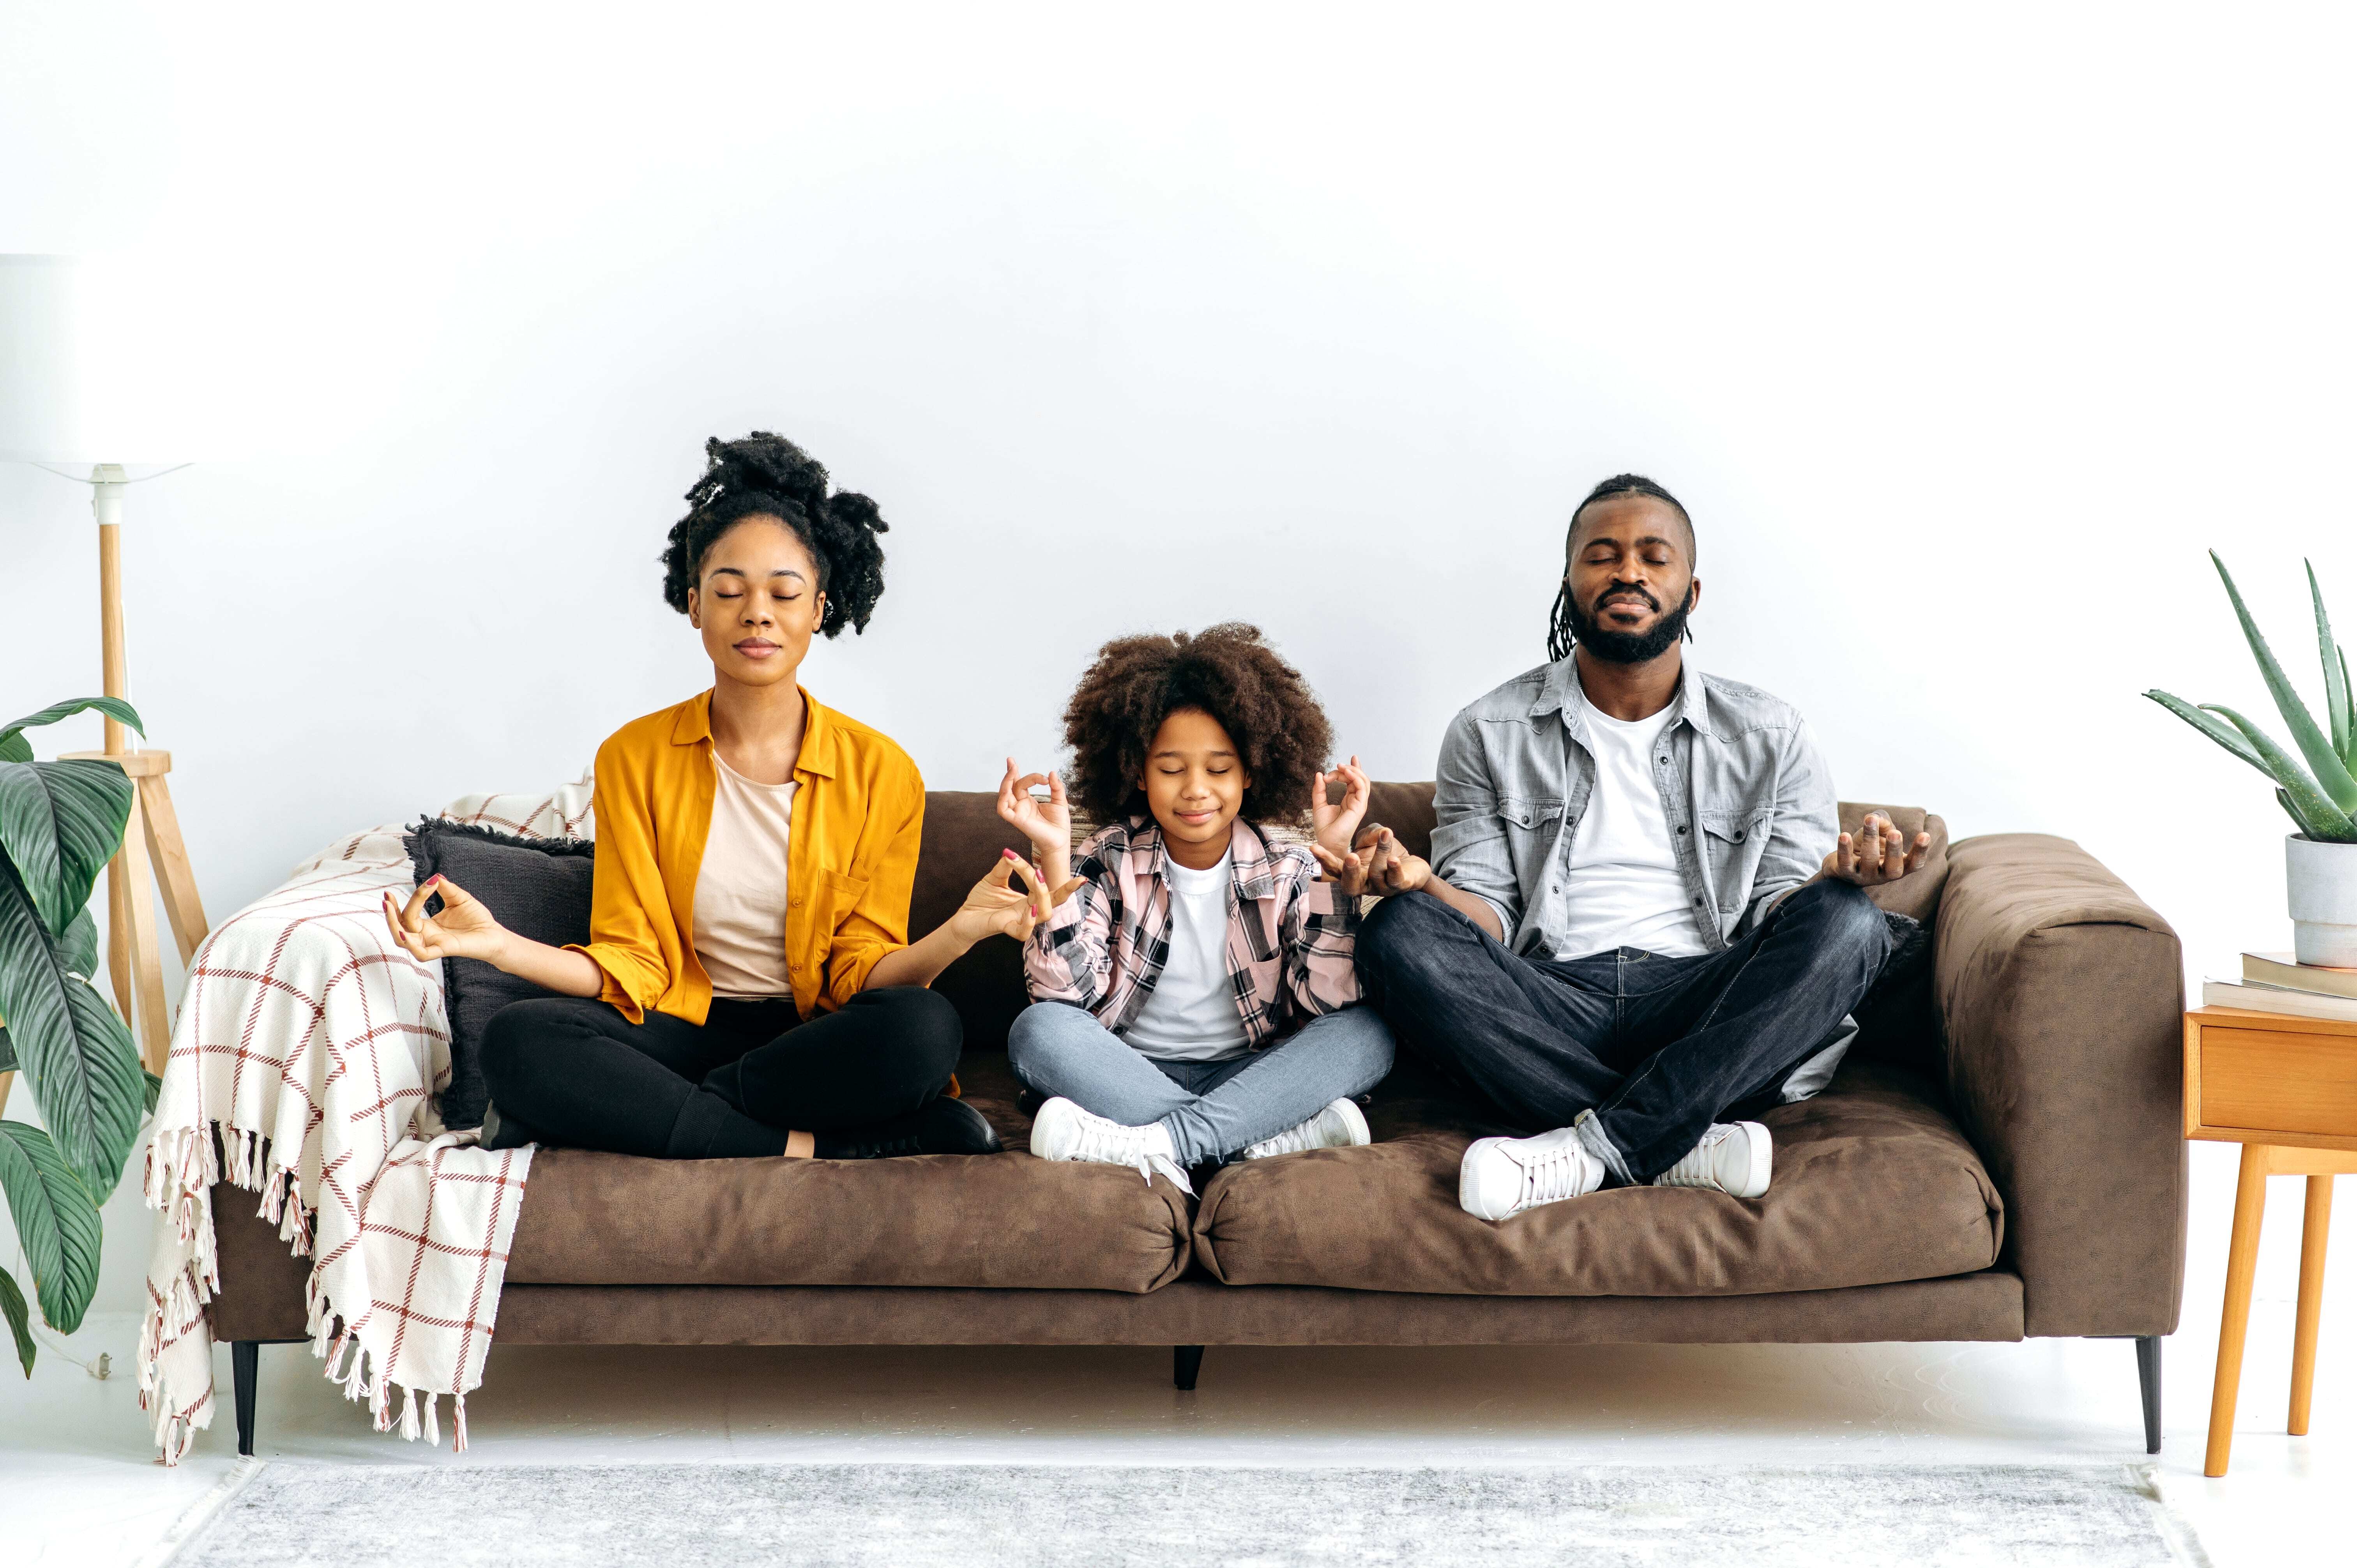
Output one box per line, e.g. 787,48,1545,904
569,688,926,1026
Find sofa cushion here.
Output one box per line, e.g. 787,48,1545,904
1191,1059,2002,1296
403,818,597,1130
504,1052,1193,1293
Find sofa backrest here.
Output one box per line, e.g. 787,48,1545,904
912,784,1947,1054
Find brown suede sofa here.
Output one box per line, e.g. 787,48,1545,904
210,786,2187,1455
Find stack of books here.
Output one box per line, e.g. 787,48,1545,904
2206,953,2357,1021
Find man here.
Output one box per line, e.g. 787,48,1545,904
1352,474,1928,1220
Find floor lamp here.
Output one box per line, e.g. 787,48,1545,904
0,255,209,1085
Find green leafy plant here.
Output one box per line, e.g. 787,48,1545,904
2147,554,2357,843
0,696,147,1375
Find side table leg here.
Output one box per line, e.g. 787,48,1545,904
2291,1174,2334,1436
2207,1144,2272,1477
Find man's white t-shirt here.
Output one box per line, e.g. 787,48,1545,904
1122,852,1252,1062
1550,688,1710,961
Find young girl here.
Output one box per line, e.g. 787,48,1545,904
997,623,1395,1189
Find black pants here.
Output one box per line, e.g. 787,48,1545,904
1354,880,1890,1183
478,987,963,1158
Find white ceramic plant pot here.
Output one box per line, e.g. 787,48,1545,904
2287,833,2357,967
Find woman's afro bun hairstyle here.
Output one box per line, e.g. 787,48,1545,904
659,431,889,638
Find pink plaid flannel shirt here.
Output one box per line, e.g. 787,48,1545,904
1025,817,1360,1045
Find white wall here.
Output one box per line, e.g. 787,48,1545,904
4,6,2353,1320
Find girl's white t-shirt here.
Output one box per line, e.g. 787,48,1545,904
1122,851,1252,1062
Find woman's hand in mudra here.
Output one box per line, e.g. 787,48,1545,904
384,875,509,966
947,851,1080,945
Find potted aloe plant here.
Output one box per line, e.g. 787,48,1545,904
2148,554,2357,965
0,696,150,1376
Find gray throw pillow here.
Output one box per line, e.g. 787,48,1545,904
401,818,596,1130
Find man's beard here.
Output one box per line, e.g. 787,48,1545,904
1567,584,1694,664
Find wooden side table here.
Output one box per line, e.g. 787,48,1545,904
2184,1005,2357,1476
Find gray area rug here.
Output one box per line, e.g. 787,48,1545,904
169,1462,2206,1568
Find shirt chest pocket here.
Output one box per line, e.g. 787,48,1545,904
1499,796,1565,881
1698,807,1770,893
817,870,870,936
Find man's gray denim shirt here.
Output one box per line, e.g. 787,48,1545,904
1430,656,1839,961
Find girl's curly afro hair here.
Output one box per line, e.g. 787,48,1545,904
1061,623,1335,828
659,432,889,637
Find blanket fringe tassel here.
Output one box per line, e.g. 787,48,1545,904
140,1119,475,1462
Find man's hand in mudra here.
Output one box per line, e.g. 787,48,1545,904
1819,812,1932,887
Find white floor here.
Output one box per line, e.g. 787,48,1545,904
7,1136,2351,1567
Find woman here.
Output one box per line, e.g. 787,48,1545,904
383,432,1047,1160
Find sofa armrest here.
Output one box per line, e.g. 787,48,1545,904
1934,833,2186,1338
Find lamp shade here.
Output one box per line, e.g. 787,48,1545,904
0,254,190,464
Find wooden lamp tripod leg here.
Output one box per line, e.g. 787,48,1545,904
139,772,208,964
72,491,209,1077
112,789,172,1077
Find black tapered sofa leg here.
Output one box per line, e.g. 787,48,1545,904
1173,1345,1205,1391
2135,1335,2163,1455
233,1340,262,1457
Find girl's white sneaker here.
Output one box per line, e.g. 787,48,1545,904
1028,1096,1192,1194
1240,1098,1371,1160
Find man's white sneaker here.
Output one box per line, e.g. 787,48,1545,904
1028,1096,1193,1194
1240,1098,1371,1160
1650,1121,1772,1198
1458,1125,1606,1220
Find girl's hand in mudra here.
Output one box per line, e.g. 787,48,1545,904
948,851,1081,945
1311,755,1372,865
995,759,1073,867
383,875,509,966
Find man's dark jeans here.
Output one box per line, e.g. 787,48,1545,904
1354,879,1891,1183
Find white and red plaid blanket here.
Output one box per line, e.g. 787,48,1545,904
139,776,593,1462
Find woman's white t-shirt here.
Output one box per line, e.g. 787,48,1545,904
693,754,799,999
1121,851,1252,1063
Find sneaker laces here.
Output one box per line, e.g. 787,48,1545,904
1067,1112,1194,1196
1518,1143,1595,1208
1243,1114,1322,1160
1659,1124,1735,1185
